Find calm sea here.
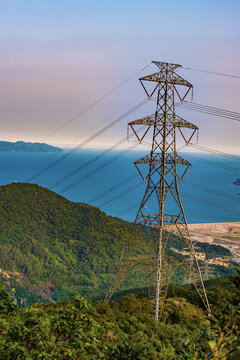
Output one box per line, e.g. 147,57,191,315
0,149,239,224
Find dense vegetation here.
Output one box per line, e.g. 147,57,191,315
0,270,239,359
0,183,236,306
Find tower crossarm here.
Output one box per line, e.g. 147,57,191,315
140,71,193,87
139,61,193,101
136,213,185,227
128,114,198,130
134,153,191,166
175,116,198,130
128,115,198,144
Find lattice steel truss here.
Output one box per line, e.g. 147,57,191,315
106,61,211,321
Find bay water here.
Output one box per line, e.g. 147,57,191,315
0,149,239,224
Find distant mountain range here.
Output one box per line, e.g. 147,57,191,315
0,141,63,152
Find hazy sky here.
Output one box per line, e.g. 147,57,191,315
0,0,240,151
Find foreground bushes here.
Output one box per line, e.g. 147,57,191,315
0,276,239,359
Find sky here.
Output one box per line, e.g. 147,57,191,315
0,0,240,152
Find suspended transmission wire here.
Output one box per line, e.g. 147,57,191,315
51,123,147,189
51,137,126,189
117,203,138,219
176,102,240,122
99,182,142,208
23,94,144,181
185,102,240,118
182,180,240,204
184,67,240,79
188,144,240,161
90,175,136,203
26,99,147,182
61,143,139,194
88,145,240,219
114,186,240,222
52,99,239,193
89,144,187,205
180,152,240,174
91,168,240,215
181,193,240,217
2,63,150,173
69,94,144,145
87,142,234,216
98,174,240,218
39,63,151,143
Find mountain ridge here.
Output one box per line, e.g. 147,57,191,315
0,140,62,152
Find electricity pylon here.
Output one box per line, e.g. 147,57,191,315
106,61,211,321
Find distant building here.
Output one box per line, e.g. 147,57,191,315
195,252,206,261
180,251,206,261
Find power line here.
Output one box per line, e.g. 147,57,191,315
186,102,240,118
117,203,138,218
179,103,240,121
61,143,139,194
51,137,127,189
51,123,146,189
177,102,240,122
181,153,240,174
69,94,144,146
94,174,240,218
108,183,240,222
182,193,240,217
189,144,240,162
88,145,240,218
89,144,187,205
178,104,240,122
184,67,240,79
1,64,150,173
23,94,144,181
26,99,147,182
92,166,240,216
40,63,151,143
99,182,142,208
90,174,137,203
182,180,240,204
151,98,240,122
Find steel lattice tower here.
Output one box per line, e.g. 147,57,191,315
106,61,211,321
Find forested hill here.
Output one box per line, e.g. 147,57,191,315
0,183,234,305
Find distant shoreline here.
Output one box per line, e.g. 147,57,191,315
0,141,63,153
183,222,240,260
188,221,240,225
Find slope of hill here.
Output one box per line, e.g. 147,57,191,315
0,183,235,305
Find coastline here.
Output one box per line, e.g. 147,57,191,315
186,222,240,261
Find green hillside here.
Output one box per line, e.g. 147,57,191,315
0,183,235,305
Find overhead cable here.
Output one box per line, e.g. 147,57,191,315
40,63,151,143
189,144,240,161
26,99,147,182
180,153,240,174
177,102,240,122
61,143,139,194
184,67,240,79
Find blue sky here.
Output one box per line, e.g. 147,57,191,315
0,0,239,151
